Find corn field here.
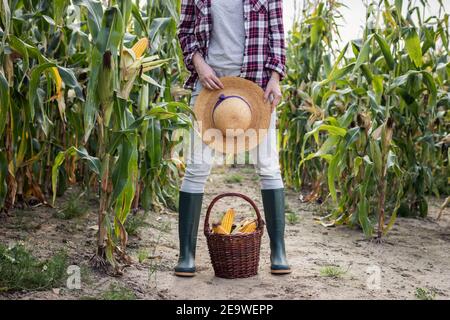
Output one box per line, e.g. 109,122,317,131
0,0,191,273
0,0,449,276
280,0,449,238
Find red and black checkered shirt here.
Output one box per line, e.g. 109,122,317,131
178,0,286,90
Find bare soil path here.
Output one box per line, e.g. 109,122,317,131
1,166,449,300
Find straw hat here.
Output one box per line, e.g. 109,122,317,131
193,77,272,154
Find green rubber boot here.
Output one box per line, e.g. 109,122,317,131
261,188,292,275
174,191,203,277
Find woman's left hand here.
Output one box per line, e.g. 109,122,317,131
264,72,282,112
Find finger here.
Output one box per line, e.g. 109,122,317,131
206,78,220,90
203,81,212,90
264,88,271,102
273,95,281,107
212,75,224,89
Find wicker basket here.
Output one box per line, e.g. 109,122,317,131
204,193,264,279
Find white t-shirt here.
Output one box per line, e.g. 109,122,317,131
206,0,246,74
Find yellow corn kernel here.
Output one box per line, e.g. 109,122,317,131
243,221,257,233
221,208,235,234
212,223,228,235
238,220,257,233
131,37,149,59
237,218,252,232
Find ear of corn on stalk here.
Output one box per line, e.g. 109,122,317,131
131,37,149,59
98,51,114,126
119,38,169,99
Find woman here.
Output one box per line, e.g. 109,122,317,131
175,0,291,276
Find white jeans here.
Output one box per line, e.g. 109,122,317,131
180,72,284,194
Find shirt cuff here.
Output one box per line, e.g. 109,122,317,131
265,57,286,80
185,46,201,72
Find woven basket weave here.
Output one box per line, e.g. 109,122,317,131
204,193,264,279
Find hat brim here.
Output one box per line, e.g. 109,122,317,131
193,77,272,154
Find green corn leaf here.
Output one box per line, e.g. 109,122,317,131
352,35,373,73
301,123,347,160
344,127,362,148
369,140,383,176
404,28,423,67
0,71,8,139
360,64,373,83
83,48,102,143
310,17,325,48
111,137,134,208
29,62,56,127
338,104,358,128
52,152,67,205
57,66,84,100
52,147,100,205
357,196,373,238
131,3,148,35
301,135,339,163
389,70,420,91
374,33,395,70
421,71,437,109
384,186,403,235
395,0,403,20
73,0,103,40
353,156,363,177
120,0,132,27
396,88,420,116
327,146,341,203
52,0,70,25
9,35,29,86
147,119,162,169
319,63,355,86
0,0,10,47
96,6,124,56
141,74,165,89
29,63,83,126
149,17,174,44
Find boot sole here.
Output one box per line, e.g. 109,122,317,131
174,271,196,277
271,269,292,275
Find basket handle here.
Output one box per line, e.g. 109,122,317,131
204,193,264,236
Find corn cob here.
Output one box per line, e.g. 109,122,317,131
212,223,228,235
238,220,257,233
131,37,149,59
98,51,114,125
235,220,247,233
221,208,235,234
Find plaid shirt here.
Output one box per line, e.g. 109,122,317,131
178,0,286,90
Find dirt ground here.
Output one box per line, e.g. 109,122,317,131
1,166,449,300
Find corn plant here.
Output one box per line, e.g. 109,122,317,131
280,0,341,193
281,0,449,238
0,0,83,213
0,0,191,274
50,0,190,273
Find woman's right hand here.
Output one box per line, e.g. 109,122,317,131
193,52,224,90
